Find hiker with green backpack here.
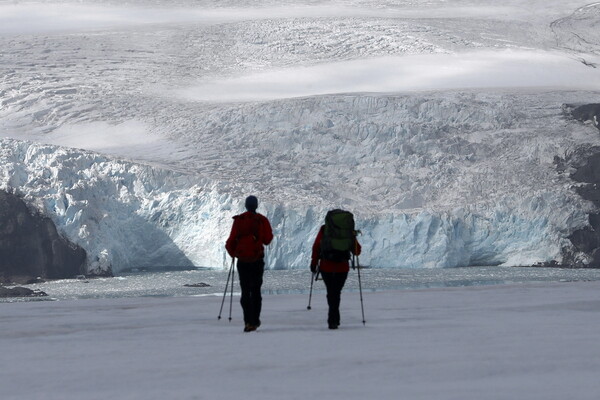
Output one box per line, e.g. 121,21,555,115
310,209,361,330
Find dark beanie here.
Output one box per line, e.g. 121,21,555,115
245,195,258,212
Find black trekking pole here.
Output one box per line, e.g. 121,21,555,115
228,258,235,322
307,265,319,310
218,257,235,320
353,254,366,325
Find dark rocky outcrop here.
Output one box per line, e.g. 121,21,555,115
183,282,211,287
0,286,48,298
567,149,600,268
545,104,600,268
563,103,600,130
553,142,600,267
0,189,86,283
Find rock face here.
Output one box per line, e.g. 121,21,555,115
564,103,600,130
0,190,86,283
539,105,600,268
543,104,600,268
566,148,600,267
0,286,48,298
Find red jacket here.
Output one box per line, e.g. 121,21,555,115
226,212,273,262
311,226,361,273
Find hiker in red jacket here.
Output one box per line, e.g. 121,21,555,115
226,195,273,332
310,222,361,330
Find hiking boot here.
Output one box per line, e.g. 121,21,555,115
328,323,338,330
244,324,257,332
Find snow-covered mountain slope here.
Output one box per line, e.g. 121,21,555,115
1,0,600,273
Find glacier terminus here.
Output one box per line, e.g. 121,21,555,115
1,0,600,275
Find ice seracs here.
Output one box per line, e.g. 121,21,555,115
1,88,598,273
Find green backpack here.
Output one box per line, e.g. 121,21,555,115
321,209,356,262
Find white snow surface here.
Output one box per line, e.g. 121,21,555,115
2,0,600,272
2,281,600,400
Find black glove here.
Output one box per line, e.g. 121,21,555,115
310,263,317,273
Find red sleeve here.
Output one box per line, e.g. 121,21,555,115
311,227,323,266
260,215,273,245
225,217,239,257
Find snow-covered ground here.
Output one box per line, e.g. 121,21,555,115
2,281,600,400
1,0,600,272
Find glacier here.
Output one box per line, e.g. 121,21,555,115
1,0,600,274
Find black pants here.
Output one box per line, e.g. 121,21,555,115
320,271,348,326
237,259,264,326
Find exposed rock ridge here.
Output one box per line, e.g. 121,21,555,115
0,189,87,283
557,103,600,267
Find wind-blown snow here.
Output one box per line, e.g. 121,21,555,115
1,0,600,273
178,51,600,102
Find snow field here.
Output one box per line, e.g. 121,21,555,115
2,281,600,400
